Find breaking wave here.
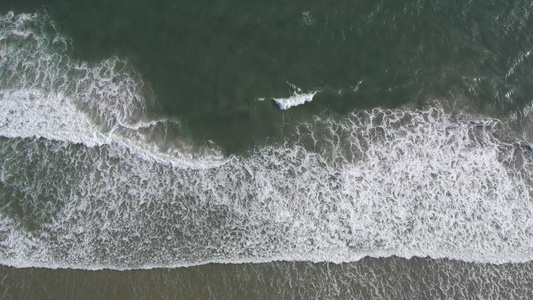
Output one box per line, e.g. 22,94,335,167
1,11,533,270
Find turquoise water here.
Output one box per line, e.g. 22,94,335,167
1,0,533,298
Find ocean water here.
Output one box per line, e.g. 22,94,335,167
1,0,533,298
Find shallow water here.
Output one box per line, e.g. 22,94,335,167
2,258,533,299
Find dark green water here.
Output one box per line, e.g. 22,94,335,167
5,0,533,152
1,0,533,298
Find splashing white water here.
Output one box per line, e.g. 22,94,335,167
273,90,317,110
270,83,318,110
1,11,533,270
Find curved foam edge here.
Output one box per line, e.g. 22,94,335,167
2,251,530,271
0,11,226,169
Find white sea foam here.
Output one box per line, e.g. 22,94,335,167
1,11,533,270
0,11,225,169
272,84,318,110
1,105,533,270
273,91,317,110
